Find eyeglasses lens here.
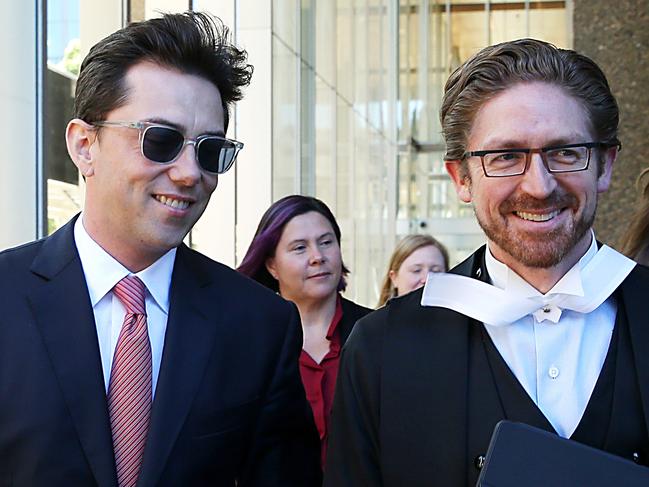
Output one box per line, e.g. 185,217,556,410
198,138,234,174
142,126,185,163
546,146,588,171
484,152,527,176
141,126,238,174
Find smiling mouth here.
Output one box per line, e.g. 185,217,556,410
155,195,191,210
515,210,561,222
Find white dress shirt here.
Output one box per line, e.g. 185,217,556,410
421,232,636,438
483,235,615,438
74,216,175,397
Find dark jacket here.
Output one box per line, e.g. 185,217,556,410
324,246,649,487
339,296,372,346
0,216,321,486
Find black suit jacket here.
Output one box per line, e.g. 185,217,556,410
0,217,321,486
324,246,649,487
339,297,372,346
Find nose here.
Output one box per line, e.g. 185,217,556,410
168,142,202,187
519,153,557,199
309,248,326,265
418,272,429,286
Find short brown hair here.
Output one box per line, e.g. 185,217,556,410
441,38,619,168
74,11,252,131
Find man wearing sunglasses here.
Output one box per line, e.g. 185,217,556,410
326,39,649,486
0,11,320,487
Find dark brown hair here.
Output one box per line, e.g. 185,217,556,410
74,11,252,130
441,38,619,172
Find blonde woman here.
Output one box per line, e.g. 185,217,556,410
619,167,649,265
377,234,449,307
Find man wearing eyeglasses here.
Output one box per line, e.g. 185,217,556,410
0,12,320,487
325,39,649,486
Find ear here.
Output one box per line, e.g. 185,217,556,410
388,269,398,288
445,160,472,203
265,257,279,281
65,118,98,178
596,145,618,193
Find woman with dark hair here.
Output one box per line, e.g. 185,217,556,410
238,195,371,466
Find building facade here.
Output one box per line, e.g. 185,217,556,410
1,0,646,306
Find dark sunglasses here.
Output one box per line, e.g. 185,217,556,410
92,120,243,174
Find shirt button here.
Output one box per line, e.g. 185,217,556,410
475,455,485,470
548,366,560,379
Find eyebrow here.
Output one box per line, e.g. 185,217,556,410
287,238,306,245
287,232,335,246
142,117,225,137
477,135,591,150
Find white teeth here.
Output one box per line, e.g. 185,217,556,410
156,195,190,210
516,210,560,222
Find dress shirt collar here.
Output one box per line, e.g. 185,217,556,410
74,215,175,312
485,230,598,298
420,231,635,327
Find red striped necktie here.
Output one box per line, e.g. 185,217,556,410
108,275,152,487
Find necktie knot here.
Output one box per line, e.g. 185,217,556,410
114,275,146,315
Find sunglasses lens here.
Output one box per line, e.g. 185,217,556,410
142,126,184,163
198,138,239,174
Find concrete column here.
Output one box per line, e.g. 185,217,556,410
573,0,649,247
234,0,273,265
0,2,39,249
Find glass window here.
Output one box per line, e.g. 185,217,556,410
272,0,300,199
313,0,336,206
270,0,397,305
269,0,568,303
45,0,196,235
397,0,569,265
45,0,82,234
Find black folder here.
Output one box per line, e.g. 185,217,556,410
476,420,649,487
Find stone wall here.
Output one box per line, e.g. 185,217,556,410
573,0,649,249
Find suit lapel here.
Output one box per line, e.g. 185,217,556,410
137,246,219,486
28,218,117,487
621,267,649,442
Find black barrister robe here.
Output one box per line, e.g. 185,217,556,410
324,246,649,487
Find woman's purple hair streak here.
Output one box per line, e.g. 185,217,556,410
237,195,350,292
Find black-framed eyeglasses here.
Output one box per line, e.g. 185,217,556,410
92,120,243,175
463,141,620,178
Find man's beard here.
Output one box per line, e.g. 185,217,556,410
475,191,596,269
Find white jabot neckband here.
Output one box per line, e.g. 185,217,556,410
420,245,636,327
